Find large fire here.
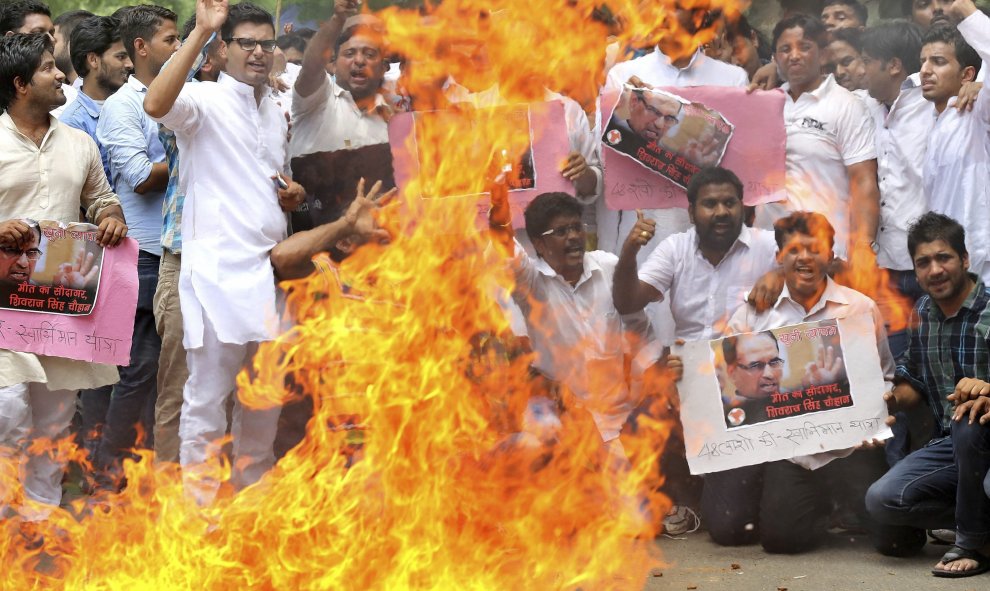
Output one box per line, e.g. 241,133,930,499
0,1,758,588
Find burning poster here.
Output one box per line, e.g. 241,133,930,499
675,314,892,474
601,86,787,210
0,220,138,365
603,85,733,189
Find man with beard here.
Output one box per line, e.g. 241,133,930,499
720,212,893,554
0,32,127,525
144,0,305,505
289,0,394,232
866,212,990,577
60,15,133,182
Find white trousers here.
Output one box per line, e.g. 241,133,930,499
0,383,76,520
178,317,280,506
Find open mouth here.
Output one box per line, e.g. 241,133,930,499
795,265,816,279
8,272,28,282
247,61,266,73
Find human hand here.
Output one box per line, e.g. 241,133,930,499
274,175,306,212
952,395,990,424
746,268,784,312
561,151,590,183
345,177,395,243
855,437,887,451
664,339,686,382
195,0,229,34
802,345,844,387
96,217,127,247
0,219,34,250
54,250,100,289
626,75,653,89
621,210,656,255
334,0,361,20
955,81,982,112
948,377,990,405
948,0,979,22
747,62,779,92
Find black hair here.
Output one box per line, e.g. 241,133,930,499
829,26,863,53
54,9,94,33
118,4,177,63
823,0,868,26
181,14,197,39
907,212,968,260
221,2,275,42
334,20,386,57
70,16,121,79
0,0,51,34
725,13,772,62
0,32,53,110
861,19,923,74
523,192,584,243
686,166,744,205
276,32,307,54
772,211,835,251
295,27,317,41
922,22,982,75
723,331,779,366
773,13,829,51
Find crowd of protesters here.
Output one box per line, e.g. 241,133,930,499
0,0,989,579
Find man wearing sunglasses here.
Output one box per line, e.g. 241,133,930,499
144,0,304,506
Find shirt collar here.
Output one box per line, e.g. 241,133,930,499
691,225,756,255
333,79,393,118
533,253,599,287
782,73,835,101
0,111,60,144
776,276,848,315
76,90,102,118
126,74,149,93
218,71,258,98
654,47,704,72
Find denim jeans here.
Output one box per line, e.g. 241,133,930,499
866,419,990,554
883,270,928,467
93,251,162,487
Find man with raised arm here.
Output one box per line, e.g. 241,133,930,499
143,0,305,505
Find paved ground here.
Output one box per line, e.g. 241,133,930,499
647,532,985,591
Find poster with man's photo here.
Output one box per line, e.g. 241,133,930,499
0,220,138,365
603,85,733,189
675,314,892,475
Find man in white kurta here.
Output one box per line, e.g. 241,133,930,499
145,3,304,504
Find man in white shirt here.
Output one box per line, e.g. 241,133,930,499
721,212,893,553
755,14,880,265
144,0,306,505
920,2,990,282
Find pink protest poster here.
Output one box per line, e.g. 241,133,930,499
602,86,786,210
0,220,138,365
388,100,573,227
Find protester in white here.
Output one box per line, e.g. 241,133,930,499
754,14,878,262
920,2,990,281
144,1,306,505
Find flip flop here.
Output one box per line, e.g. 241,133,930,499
932,545,990,578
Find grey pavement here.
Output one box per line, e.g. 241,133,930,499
646,532,985,591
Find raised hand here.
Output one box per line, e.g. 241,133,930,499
560,151,589,183
345,177,394,243
622,210,656,254
196,0,229,34
54,250,100,289
334,0,361,20
802,345,844,387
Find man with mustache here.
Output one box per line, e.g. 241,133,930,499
0,223,42,286
721,331,785,428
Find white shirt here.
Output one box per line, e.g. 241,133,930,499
923,11,990,281
152,73,289,348
510,243,654,441
289,74,390,161
755,75,876,260
601,49,749,259
639,226,779,341
862,80,931,271
727,277,894,470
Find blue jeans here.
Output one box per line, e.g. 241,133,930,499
866,419,990,554
883,270,928,467
93,251,162,487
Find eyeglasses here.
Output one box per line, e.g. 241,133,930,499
225,37,278,53
736,358,785,373
635,94,680,127
540,223,586,238
0,246,43,261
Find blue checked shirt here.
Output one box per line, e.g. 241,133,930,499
895,277,990,436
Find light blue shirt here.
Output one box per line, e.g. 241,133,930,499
59,90,111,183
96,75,166,255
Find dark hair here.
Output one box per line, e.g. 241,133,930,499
907,212,968,260
221,2,275,42
276,32,307,54
295,27,317,41
335,20,386,57
829,26,862,53
726,14,772,62
773,211,835,251
723,331,779,366
70,16,121,79
523,192,584,243
861,19,923,74
0,0,51,34
118,4,177,63
54,9,94,34
0,32,53,110
773,13,829,51
686,166,744,205
922,23,982,75
823,0,868,26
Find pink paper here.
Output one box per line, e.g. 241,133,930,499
603,86,787,210
0,236,138,365
389,100,573,227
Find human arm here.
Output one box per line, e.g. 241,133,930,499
270,178,394,280
847,159,880,255
94,204,128,247
612,210,661,315
79,139,128,247
295,0,357,99
559,97,602,201
747,61,780,92
144,0,227,119
0,220,35,250
96,100,169,195
272,174,307,212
